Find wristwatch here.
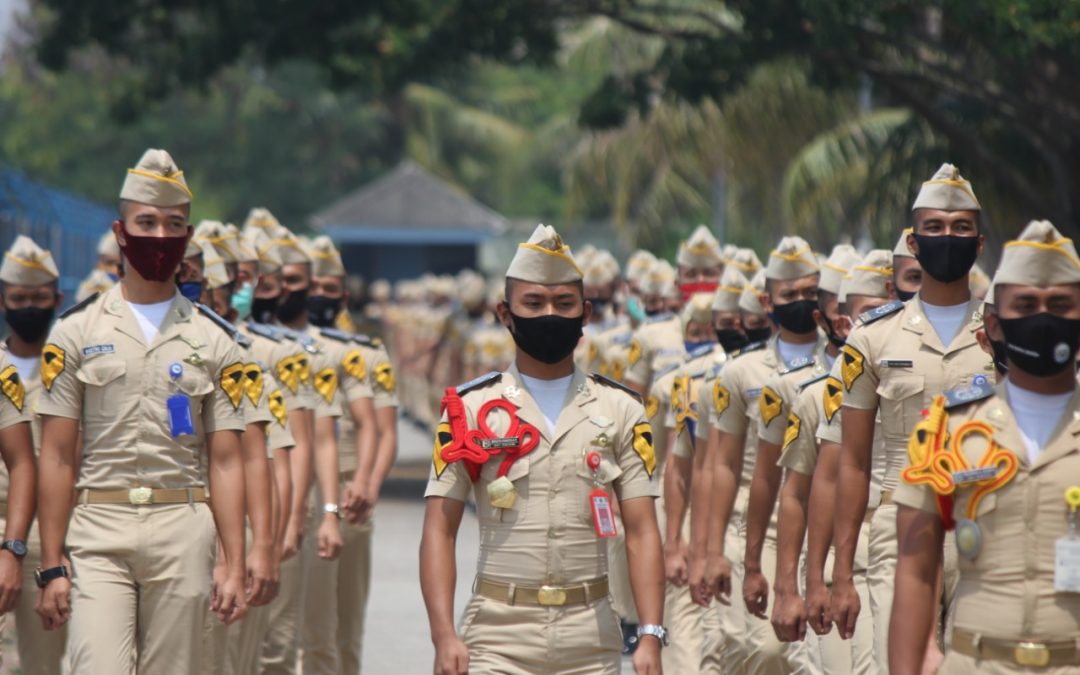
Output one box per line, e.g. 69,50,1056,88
1,539,27,559
35,565,69,589
637,624,669,647
323,503,342,519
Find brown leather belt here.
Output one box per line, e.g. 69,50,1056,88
952,628,1080,667
475,576,609,607
77,487,208,506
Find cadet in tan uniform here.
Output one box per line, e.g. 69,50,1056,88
772,250,893,674
626,227,724,398
892,228,922,302
0,239,42,672
892,220,1080,674
831,164,995,670
691,236,827,675
35,149,249,673
301,235,395,673
421,224,665,675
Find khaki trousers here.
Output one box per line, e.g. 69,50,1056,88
65,503,216,675
260,545,305,674
301,498,373,675
5,518,66,675
459,593,623,674
746,536,819,675
201,528,272,675
938,651,1080,675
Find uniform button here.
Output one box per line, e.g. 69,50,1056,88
547,528,557,539
1025,567,1036,580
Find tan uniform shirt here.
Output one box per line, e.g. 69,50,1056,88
238,324,296,452
667,345,726,460
0,349,32,505
301,326,344,420
625,314,684,389
757,348,832,448
841,297,995,493
319,331,379,475
425,366,660,584
37,287,246,490
243,322,315,415
815,361,888,506
894,385,1080,640
777,374,829,476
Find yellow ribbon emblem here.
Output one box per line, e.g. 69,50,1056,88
220,362,246,410
0,365,24,412
611,358,626,382
375,363,396,393
41,344,65,392
295,355,311,386
343,349,366,381
314,367,338,403
628,339,642,367
782,412,801,450
243,363,264,406
823,376,843,423
276,355,302,394
840,345,865,392
645,394,659,420
433,421,453,478
268,389,288,427
713,381,730,417
759,386,783,427
632,422,657,477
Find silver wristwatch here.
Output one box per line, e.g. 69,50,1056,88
322,503,342,519
637,624,669,647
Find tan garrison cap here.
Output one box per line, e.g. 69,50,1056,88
739,269,767,315
98,231,120,258
721,243,739,264
639,260,677,297
184,237,202,259
505,224,582,284
243,207,283,234
270,229,312,266
728,247,763,275
584,251,620,286
912,163,980,212
625,250,657,285
1,235,59,286
307,235,346,277
76,269,115,302
194,220,239,264
201,242,230,290
992,220,1080,292
680,292,714,332
819,244,860,294
712,266,748,313
244,229,283,275
120,149,192,207
766,236,819,281
458,272,487,311
893,228,914,258
840,249,892,302
676,225,723,269
227,224,257,263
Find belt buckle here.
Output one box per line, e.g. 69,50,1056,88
537,585,567,606
128,487,154,505
1014,641,1050,667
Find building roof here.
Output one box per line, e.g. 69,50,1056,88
309,160,509,245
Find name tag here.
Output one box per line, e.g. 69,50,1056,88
953,467,1000,484
880,359,913,368
745,388,762,400
590,488,618,538
166,393,195,437
479,437,520,450
83,344,115,356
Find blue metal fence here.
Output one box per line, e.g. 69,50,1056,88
0,168,114,309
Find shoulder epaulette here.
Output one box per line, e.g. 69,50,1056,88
653,362,682,381
279,327,318,353
944,376,994,409
781,355,815,375
645,311,674,325
611,332,633,347
246,322,283,342
351,332,376,346
689,366,709,380
858,300,904,326
196,303,244,344
688,342,715,360
59,293,98,319
320,327,354,343
733,340,767,359
590,372,643,402
797,372,829,392
456,371,502,396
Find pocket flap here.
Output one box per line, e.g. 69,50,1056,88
75,358,127,387
876,374,924,400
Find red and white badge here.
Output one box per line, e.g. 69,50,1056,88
590,488,617,537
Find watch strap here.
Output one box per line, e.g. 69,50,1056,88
35,565,69,589
1,539,26,558
637,624,669,647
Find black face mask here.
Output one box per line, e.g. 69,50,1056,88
308,295,342,328
989,338,1008,376
896,288,917,302
746,326,772,344
251,296,279,324
715,327,748,353
772,299,818,335
276,288,309,324
818,314,846,349
5,306,55,343
999,313,1080,377
507,310,584,364
913,234,979,284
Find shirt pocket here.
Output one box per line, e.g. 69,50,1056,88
876,374,925,440
173,367,215,414
477,457,530,525
571,450,623,525
75,358,127,418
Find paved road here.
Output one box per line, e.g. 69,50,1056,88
362,418,479,674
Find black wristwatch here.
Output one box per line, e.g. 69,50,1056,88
1,539,27,559
34,565,69,589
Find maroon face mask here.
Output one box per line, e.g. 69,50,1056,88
115,224,191,282
679,281,719,302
